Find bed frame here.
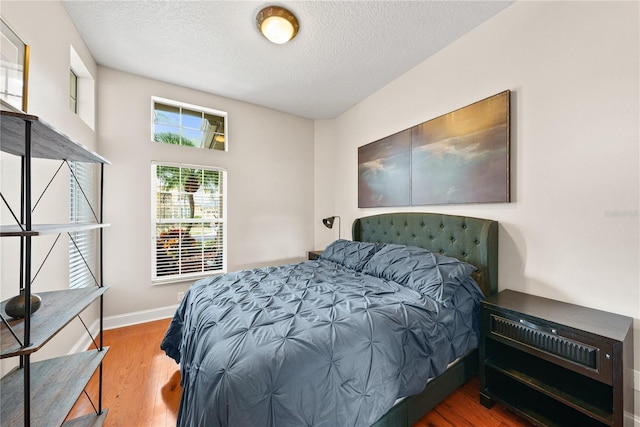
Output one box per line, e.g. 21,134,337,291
352,212,498,427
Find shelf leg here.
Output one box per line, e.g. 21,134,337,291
23,354,31,426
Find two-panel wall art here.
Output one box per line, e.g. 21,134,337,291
358,90,510,208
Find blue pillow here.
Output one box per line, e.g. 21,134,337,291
361,243,435,284
319,239,382,272
362,243,477,304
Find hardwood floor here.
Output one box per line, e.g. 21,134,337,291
69,318,532,427
413,377,533,427
68,319,181,426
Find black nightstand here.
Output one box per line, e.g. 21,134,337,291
479,289,633,427
308,250,323,260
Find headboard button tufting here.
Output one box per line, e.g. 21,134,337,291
351,212,498,299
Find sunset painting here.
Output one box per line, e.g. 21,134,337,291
412,91,510,205
358,91,510,207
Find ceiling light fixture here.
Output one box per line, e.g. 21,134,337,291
256,6,299,44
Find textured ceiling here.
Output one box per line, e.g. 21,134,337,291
62,1,513,120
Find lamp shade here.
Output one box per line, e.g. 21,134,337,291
322,216,336,229
256,6,299,44
322,216,341,238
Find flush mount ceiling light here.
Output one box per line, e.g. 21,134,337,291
256,6,299,44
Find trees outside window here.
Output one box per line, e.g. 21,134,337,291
152,162,226,281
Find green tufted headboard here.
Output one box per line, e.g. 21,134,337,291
352,212,498,297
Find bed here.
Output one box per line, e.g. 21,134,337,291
161,212,498,426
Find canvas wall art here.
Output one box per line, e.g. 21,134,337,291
358,90,510,207
358,129,411,208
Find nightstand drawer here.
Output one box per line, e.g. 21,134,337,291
485,312,613,384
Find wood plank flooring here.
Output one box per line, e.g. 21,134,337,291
67,319,181,427
68,318,532,427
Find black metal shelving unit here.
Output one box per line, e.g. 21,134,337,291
0,110,110,427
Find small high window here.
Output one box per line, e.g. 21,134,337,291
70,45,95,129
152,97,227,151
70,69,78,114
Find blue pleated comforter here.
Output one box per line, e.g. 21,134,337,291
161,254,484,427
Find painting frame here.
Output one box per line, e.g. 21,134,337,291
358,90,510,207
1,17,29,113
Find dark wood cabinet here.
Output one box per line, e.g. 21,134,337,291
308,250,323,260
0,110,109,426
480,289,633,427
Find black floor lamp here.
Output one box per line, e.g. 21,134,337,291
322,216,341,239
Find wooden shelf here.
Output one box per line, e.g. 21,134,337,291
0,223,110,237
0,349,109,427
485,355,613,424
1,287,108,358
62,410,108,427
0,111,109,164
1,108,110,426
486,378,608,427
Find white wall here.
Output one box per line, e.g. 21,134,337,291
98,67,314,318
0,0,101,372
314,0,639,420
1,0,314,365
314,120,338,244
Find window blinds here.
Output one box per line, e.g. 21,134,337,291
69,161,98,289
152,163,226,281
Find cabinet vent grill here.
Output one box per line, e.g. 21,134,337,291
490,315,598,369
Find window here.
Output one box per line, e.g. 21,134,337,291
152,97,227,151
70,69,78,113
152,163,226,282
69,161,98,289
70,45,95,129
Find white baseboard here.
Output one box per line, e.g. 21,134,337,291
68,305,178,353
103,304,178,330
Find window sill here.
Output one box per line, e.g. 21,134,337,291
152,270,225,286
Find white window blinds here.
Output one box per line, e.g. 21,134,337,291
69,161,98,289
152,163,226,281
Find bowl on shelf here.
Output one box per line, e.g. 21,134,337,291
5,291,42,319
